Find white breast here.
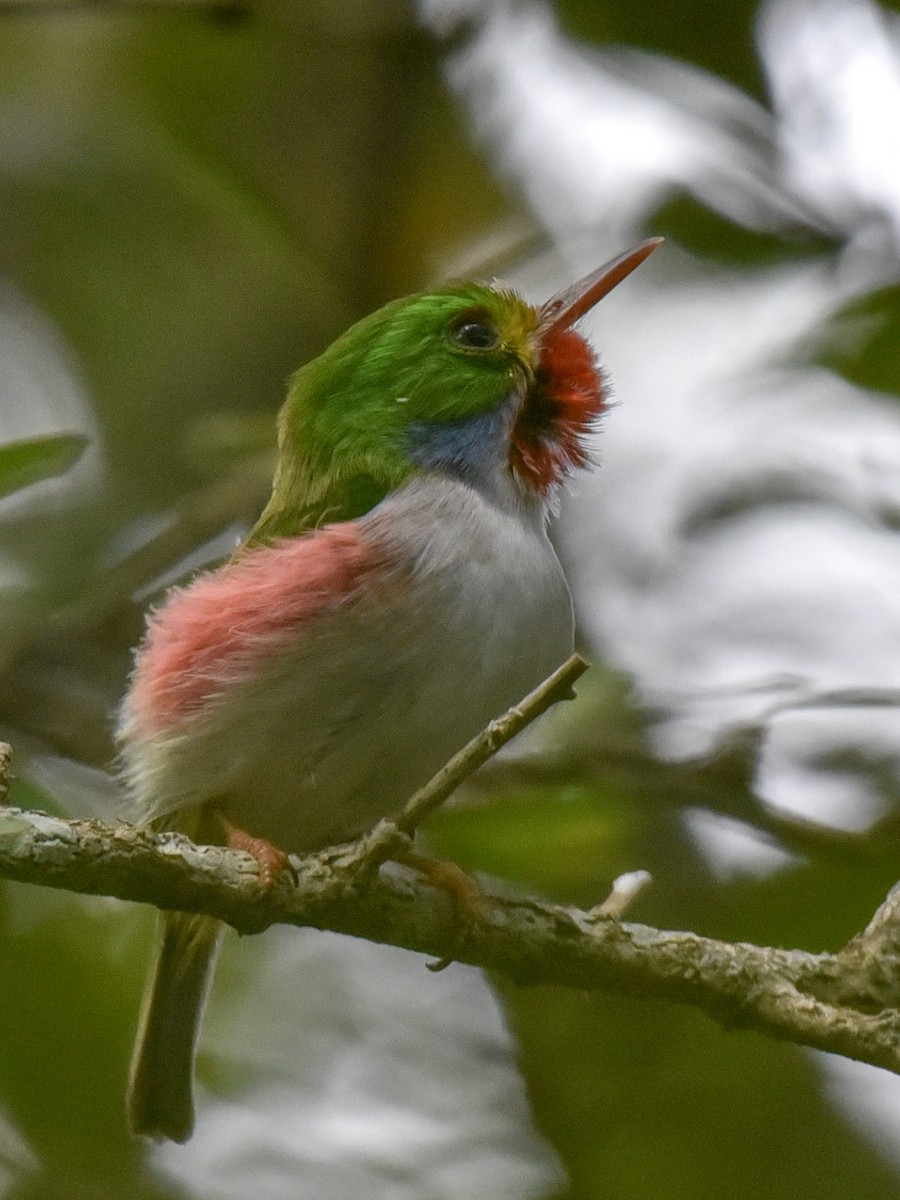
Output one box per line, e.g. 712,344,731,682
122,476,573,852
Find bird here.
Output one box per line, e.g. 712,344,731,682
117,238,661,1143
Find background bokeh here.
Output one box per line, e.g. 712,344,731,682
2,0,900,1196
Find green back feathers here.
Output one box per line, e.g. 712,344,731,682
249,283,538,544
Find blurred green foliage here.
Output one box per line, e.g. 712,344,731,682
817,286,900,397
557,0,767,96
0,435,86,501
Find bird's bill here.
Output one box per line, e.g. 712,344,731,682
539,238,663,334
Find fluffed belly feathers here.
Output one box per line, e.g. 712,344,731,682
117,476,573,853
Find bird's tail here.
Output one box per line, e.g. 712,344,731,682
127,911,222,1142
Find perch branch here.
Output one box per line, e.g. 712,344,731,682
1,653,900,1076
1,802,900,1072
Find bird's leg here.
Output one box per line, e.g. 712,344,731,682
213,811,294,890
393,848,483,972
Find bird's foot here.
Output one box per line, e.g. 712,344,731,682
216,814,296,889
394,849,482,972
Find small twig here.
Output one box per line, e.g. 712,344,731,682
591,870,654,920
339,652,610,931
395,653,589,837
311,654,590,887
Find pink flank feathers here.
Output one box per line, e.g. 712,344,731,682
126,524,390,736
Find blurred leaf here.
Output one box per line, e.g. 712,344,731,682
817,286,900,396
651,193,839,264
0,435,87,502
557,0,765,94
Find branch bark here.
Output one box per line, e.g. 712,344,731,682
1,656,900,1078
2,803,900,1072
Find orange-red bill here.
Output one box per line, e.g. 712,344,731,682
539,237,663,334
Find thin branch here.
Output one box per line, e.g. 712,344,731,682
394,654,589,836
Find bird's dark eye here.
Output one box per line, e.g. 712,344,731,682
449,313,500,352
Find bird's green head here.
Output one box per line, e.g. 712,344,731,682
252,240,661,541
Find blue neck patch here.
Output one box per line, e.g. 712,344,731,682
407,405,510,488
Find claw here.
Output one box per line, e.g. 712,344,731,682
217,813,295,889
394,849,482,970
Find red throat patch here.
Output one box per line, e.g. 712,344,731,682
509,327,605,494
